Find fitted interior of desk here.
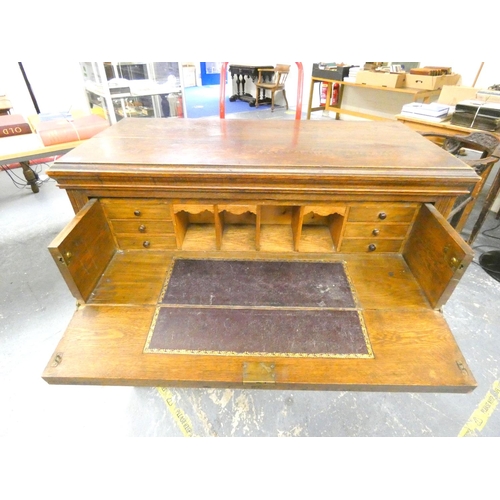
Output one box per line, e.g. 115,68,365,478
42,197,476,392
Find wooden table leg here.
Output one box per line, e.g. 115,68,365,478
468,166,500,244
306,79,316,119
20,161,40,193
453,164,493,233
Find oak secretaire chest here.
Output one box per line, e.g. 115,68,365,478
43,118,480,392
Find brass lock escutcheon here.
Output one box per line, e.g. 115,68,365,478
58,251,73,265
242,362,276,384
444,245,463,271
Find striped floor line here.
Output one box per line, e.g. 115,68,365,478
458,380,500,437
157,387,195,437
158,381,500,437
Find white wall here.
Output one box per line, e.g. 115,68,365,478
0,63,32,114
0,62,90,117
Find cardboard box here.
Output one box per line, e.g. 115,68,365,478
438,85,478,105
355,70,406,88
410,67,451,76
405,73,460,90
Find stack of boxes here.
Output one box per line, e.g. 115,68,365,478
355,65,460,90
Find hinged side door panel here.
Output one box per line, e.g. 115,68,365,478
403,203,473,310
48,198,117,304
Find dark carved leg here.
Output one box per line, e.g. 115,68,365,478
230,75,243,102
230,74,257,105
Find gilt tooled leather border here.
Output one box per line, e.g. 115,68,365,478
144,257,373,358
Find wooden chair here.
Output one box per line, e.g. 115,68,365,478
255,64,290,112
421,131,500,242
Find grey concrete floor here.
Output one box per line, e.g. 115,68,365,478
1,109,500,439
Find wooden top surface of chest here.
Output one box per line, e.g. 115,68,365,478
47,118,478,198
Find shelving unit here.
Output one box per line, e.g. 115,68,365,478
80,62,185,124
307,76,441,121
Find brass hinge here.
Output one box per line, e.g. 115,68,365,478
51,352,63,367
242,362,276,384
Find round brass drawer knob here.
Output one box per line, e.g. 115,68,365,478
143,241,151,248
378,212,387,220
134,210,141,216
372,229,380,236
138,224,146,233
368,244,377,252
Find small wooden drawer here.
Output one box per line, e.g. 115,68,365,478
343,223,410,239
109,220,175,235
339,239,404,253
101,198,172,220
114,234,177,250
347,203,418,222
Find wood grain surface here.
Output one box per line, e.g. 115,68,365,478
47,119,479,214
43,251,476,392
43,119,479,391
